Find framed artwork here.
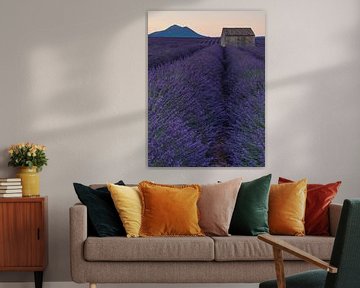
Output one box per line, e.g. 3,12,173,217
148,11,265,167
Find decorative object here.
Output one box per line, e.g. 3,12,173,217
138,181,203,236
73,181,126,237
198,178,242,236
8,143,48,197
0,197,48,288
16,167,39,197
107,183,142,238
0,178,22,197
148,11,265,167
269,179,307,236
279,177,341,235
229,174,272,236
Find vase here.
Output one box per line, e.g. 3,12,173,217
16,167,40,197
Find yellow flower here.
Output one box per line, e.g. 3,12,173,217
8,149,13,155
27,152,32,157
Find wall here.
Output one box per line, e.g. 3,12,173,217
0,0,359,282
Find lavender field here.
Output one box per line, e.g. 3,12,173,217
148,37,265,167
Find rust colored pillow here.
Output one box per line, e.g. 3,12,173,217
269,179,307,236
138,181,204,237
279,177,341,236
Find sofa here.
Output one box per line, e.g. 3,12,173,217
70,200,342,287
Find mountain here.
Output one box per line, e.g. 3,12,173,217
148,24,206,38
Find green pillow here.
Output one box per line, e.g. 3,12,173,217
229,174,272,236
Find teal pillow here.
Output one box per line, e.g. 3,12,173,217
229,174,272,236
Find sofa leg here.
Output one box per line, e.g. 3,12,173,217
89,283,96,288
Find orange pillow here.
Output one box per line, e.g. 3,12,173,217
269,179,307,236
138,181,204,237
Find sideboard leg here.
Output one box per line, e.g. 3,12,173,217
34,271,43,288
90,283,97,288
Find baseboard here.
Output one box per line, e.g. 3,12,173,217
0,282,259,288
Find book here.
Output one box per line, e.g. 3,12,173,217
0,189,22,193
0,182,22,186
0,178,21,182
0,193,22,198
0,185,22,189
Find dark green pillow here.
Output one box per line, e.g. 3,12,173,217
229,174,272,236
73,181,126,237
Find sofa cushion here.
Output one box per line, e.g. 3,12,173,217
269,179,307,236
212,236,334,261
229,174,271,236
84,236,214,261
107,184,142,238
198,178,242,236
139,181,203,237
73,181,126,237
279,177,341,236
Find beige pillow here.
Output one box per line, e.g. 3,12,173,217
198,178,242,236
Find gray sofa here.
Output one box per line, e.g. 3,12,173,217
70,202,342,287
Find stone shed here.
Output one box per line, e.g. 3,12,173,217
220,28,255,47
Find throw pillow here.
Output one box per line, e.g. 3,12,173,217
229,174,272,236
279,177,341,236
198,178,242,236
73,181,126,237
269,179,307,236
107,183,142,238
138,181,203,237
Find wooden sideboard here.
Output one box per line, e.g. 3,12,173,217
0,197,47,288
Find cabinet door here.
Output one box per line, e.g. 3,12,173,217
0,202,44,268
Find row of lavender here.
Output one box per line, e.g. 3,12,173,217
223,46,265,166
148,37,220,68
148,45,224,166
148,40,265,166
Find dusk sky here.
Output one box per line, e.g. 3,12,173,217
148,11,265,37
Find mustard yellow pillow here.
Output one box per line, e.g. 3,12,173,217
138,181,203,237
269,179,307,236
107,183,142,237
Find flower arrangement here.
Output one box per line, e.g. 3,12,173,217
8,142,48,172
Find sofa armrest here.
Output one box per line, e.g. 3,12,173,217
69,203,88,283
329,203,342,237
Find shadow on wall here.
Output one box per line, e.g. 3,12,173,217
0,0,199,282
0,0,360,283
267,21,360,197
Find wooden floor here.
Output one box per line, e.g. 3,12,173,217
0,283,259,288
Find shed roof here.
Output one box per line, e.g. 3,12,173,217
222,28,255,36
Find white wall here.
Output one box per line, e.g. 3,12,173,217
0,0,359,283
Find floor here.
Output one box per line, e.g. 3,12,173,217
0,283,259,288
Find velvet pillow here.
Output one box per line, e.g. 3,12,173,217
229,174,272,236
139,181,203,237
73,181,126,237
107,184,142,238
269,179,307,236
279,177,341,236
198,178,242,236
